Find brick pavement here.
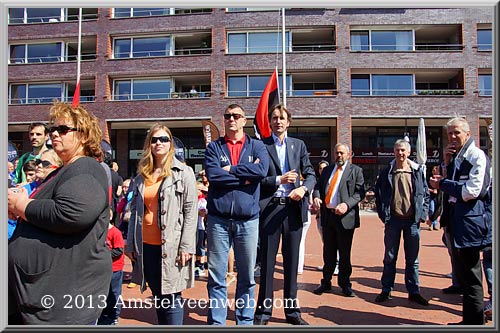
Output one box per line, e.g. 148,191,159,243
117,211,492,326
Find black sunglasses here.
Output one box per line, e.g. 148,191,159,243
151,136,171,144
35,159,54,168
49,125,79,135
223,113,245,120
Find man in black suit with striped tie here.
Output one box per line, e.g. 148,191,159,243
254,104,316,326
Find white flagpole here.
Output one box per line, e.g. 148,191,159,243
281,8,286,107
76,8,82,85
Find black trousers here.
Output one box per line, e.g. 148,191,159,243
255,200,303,320
321,210,355,289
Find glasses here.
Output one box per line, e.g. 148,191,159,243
151,136,171,144
223,113,245,120
49,125,79,135
35,159,54,168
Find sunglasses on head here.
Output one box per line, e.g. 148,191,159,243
151,136,170,144
35,159,54,168
223,113,245,120
49,125,78,135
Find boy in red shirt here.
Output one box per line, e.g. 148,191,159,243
98,212,125,325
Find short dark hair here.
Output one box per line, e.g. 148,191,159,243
226,103,245,116
268,104,292,123
23,160,37,173
29,122,48,134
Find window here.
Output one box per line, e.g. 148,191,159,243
114,36,171,58
227,32,290,54
477,29,492,51
8,8,63,24
478,74,492,96
227,74,291,97
371,31,413,51
10,83,63,104
351,75,370,96
113,79,172,100
372,74,413,95
350,29,413,51
226,8,280,12
351,74,414,96
350,31,369,51
113,8,171,18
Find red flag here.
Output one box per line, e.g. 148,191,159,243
72,80,80,107
254,68,279,139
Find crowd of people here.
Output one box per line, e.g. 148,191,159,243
7,102,492,326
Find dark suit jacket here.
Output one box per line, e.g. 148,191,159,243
259,136,316,222
313,162,365,229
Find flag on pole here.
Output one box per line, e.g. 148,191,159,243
254,68,280,139
72,8,83,107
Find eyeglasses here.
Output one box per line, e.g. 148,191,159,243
35,159,55,168
49,125,79,135
151,136,170,144
223,113,245,120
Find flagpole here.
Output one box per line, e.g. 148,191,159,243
281,8,286,107
72,8,82,107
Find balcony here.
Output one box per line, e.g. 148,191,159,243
291,27,336,52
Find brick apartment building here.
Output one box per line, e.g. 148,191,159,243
7,7,493,186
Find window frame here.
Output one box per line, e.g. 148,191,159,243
227,31,291,54
113,35,173,59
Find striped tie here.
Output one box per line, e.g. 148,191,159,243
325,166,342,205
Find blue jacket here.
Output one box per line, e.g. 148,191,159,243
375,159,429,224
439,138,491,248
205,134,269,220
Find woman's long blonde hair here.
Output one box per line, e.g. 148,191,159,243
137,123,175,182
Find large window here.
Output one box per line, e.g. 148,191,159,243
113,8,172,18
8,8,63,24
113,79,172,100
10,43,62,63
478,74,492,96
350,30,413,51
10,83,63,104
227,31,290,54
227,74,291,97
114,36,171,58
351,74,414,96
477,29,492,51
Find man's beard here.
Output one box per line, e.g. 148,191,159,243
336,160,345,167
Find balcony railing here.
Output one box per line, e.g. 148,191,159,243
350,44,463,51
351,89,465,96
292,44,337,52
10,54,97,64
9,13,98,24
113,91,211,100
415,44,464,51
9,95,95,104
416,89,465,96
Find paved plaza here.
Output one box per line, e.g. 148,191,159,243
117,211,492,326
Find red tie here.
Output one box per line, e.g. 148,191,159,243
325,166,342,205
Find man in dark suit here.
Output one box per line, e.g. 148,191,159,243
312,143,365,297
254,104,316,326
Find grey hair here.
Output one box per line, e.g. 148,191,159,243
446,117,470,133
394,139,411,152
334,143,350,154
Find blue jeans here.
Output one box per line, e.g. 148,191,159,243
428,199,438,228
98,270,123,324
206,214,259,325
143,244,184,325
381,216,420,295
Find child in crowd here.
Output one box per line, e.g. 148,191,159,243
98,210,125,325
195,183,208,278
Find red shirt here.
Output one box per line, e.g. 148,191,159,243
224,135,246,165
106,225,125,272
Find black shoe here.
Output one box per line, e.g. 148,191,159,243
442,285,463,294
254,318,269,325
447,321,464,325
286,316,309,325
375,291,392,303
313,284,332,295
408,293,429,306
341,287,357,297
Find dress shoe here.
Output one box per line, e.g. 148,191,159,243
341,287,357,297
447,321,464,325
313,284,332,295
442,285,463,294
253,318,269,325
408,293,429,306
286,316,309,325
375,291,392,303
